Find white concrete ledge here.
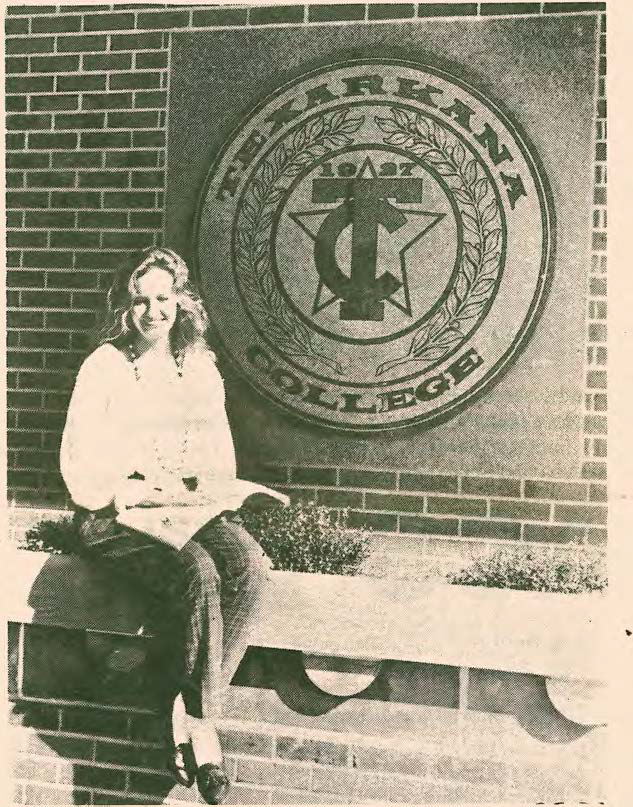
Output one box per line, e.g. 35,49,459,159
6,547,606,684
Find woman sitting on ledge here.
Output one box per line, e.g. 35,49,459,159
60,247,281,804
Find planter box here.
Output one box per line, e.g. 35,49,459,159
7,547,606,683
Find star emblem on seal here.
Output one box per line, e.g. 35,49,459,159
287,156,445,319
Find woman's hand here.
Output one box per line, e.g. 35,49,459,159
114,475,220,511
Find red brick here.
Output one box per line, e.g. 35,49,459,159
6,17,29,33
554,503,607,525
82,92,134,110
192,8,248,26
399,473,458,493
461,476,521,497
236,757,311,789
309,4,366,22
134,90,167,108
7,231,48,248
7,170,25,188
317,489,363,508
109,71,162,90
13,755,57,782
137,10,190,29
290,467,336,485
111,32,164,50
25,211,75,227
23,251,74,268
523,523,585,543
95,739,165,769
225,784,272,805
7,96,27,112
219,728,274,757
57,74,107,92
311,764,356,794
31,14,83,33
524,479,587,501
348,510,398,531
6,132,26,149
105,150,159,168
50,230,101,247
31,54,80,72
24,784,90,806
250,5,306,24
54,112,105,129
130,210,162,227
339,469,396,489
276,737,348,766
489,499,551,521
108,110,160,128
81,131,131,149
365,492,425,512
7,269,46,287
46,270,100,290
83,12,136,31
7,113,52,130
50,190,101,208
461,519,521,540
589,483,607,502
587,527,607,545
368,3,416,19
135,51,168,70
52,152,103,169
582,461,607,480
130,171,164,188
133,130,165,148
29,132,78,150
78,210,127,228
7,75,55,93
7,152,50,169
427,496,487,517
78,171,129,188
26,171,75,188
102,231,154,249
6,36,56,55
57,34,107,52
399,515,458,536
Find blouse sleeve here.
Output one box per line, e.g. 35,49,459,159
187,351,237,485
60,346,127,510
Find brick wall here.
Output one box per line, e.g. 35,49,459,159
5,2,607,555
8,620,607,805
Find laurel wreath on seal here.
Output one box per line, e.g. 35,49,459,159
373,109,503,377
234,109,365,375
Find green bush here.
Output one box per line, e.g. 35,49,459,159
448,544,607,593
21,502,372,576
239,500,371,575
23,516,82,555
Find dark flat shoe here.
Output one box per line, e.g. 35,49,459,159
196,762,230,804
167,743,196,787
166,741,197,788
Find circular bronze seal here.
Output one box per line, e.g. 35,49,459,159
195,60,555,431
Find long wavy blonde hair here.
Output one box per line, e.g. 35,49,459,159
95,247,211,357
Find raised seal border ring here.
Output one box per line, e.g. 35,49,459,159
193,57,556,432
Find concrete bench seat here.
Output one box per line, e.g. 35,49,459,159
7,546,606,683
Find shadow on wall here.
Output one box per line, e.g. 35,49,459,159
11,554,593,804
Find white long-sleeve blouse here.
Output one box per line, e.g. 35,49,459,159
60,342,237,511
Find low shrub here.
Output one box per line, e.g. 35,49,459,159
448,544,607,593
21,501,372,576
23,516,82,555
240,500,372,575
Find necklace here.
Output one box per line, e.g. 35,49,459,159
128,343,189,479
